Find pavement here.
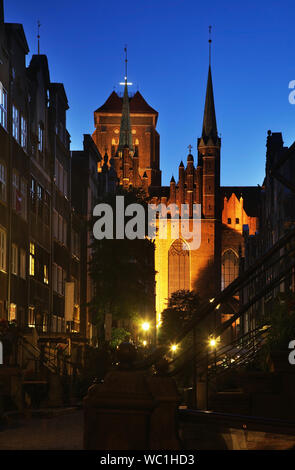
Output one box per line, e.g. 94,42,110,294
0,408,83,450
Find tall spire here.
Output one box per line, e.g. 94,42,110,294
201,66,217,144
37,20,41,54
201,29,218,145
118,46,134,152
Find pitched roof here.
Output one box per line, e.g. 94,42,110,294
221,186,261,217
95,90,158,116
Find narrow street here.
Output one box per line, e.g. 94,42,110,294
0,410,83,450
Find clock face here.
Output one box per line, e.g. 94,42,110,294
132,129,136,134
114,128,119,134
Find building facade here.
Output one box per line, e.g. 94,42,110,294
92,66,260,335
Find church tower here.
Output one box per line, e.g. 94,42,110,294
92,50,161,188
198,65,221,220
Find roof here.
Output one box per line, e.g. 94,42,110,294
221,186,261,217
95,90,158,116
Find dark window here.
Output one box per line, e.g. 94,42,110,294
236,218,239,224
227,218,231,224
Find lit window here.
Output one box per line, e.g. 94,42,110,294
44,265,49,284
0,83,7,129
0,161,6,203
0,227,6,272
12,105,19,141
20,116,27,150
29,242,35,276
9,303,17,322
28,306,35,328
11,244,18,275
168,239,190,297
221,249,239,290
20,249,26,279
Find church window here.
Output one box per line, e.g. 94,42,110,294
221,249,239,290
135,138,139,145
168,239,190,297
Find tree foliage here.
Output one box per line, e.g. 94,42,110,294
89,187,155,342
159,290,202,345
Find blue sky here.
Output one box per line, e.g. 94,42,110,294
5,0,295,186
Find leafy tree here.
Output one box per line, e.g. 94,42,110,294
89,187,155,344
159,290,202,345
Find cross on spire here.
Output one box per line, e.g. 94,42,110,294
37,20,41,55
119,45,133,86
188,144,193,154
208,25,212,66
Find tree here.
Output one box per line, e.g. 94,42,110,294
89,187,155,345
159,290,202,345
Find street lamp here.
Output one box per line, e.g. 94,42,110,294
170,344,178,353
141,322,150,332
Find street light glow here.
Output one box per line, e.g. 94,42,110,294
142,322,150,331
142,340,147,346
170,344,178,352
209,338,216,348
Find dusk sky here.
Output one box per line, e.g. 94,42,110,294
5,0,295,187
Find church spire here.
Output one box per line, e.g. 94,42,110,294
201,66,218,144
118,46,134,152
201,27,218,146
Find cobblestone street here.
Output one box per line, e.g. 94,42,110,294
0,410,83,450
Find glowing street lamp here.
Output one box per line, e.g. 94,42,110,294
170,344,178,353
141,322,150,332
142,340,147,347
209,338,217,348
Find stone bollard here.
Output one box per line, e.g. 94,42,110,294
83,343,154,450
147,358,181,450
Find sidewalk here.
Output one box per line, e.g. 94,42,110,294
0,408,83,450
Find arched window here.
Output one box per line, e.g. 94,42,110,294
168,239,190,297
221,249,239,290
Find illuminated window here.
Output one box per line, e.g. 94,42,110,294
0,83,7,129
29,242,35,276
11,244,18,275
135,138,139,145
221,249,239,290
168,239,190,297
0,227,6,272
9,303,17,322
28,306,35,328
44,265,49,284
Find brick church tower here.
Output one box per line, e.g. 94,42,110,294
92,70,161,188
